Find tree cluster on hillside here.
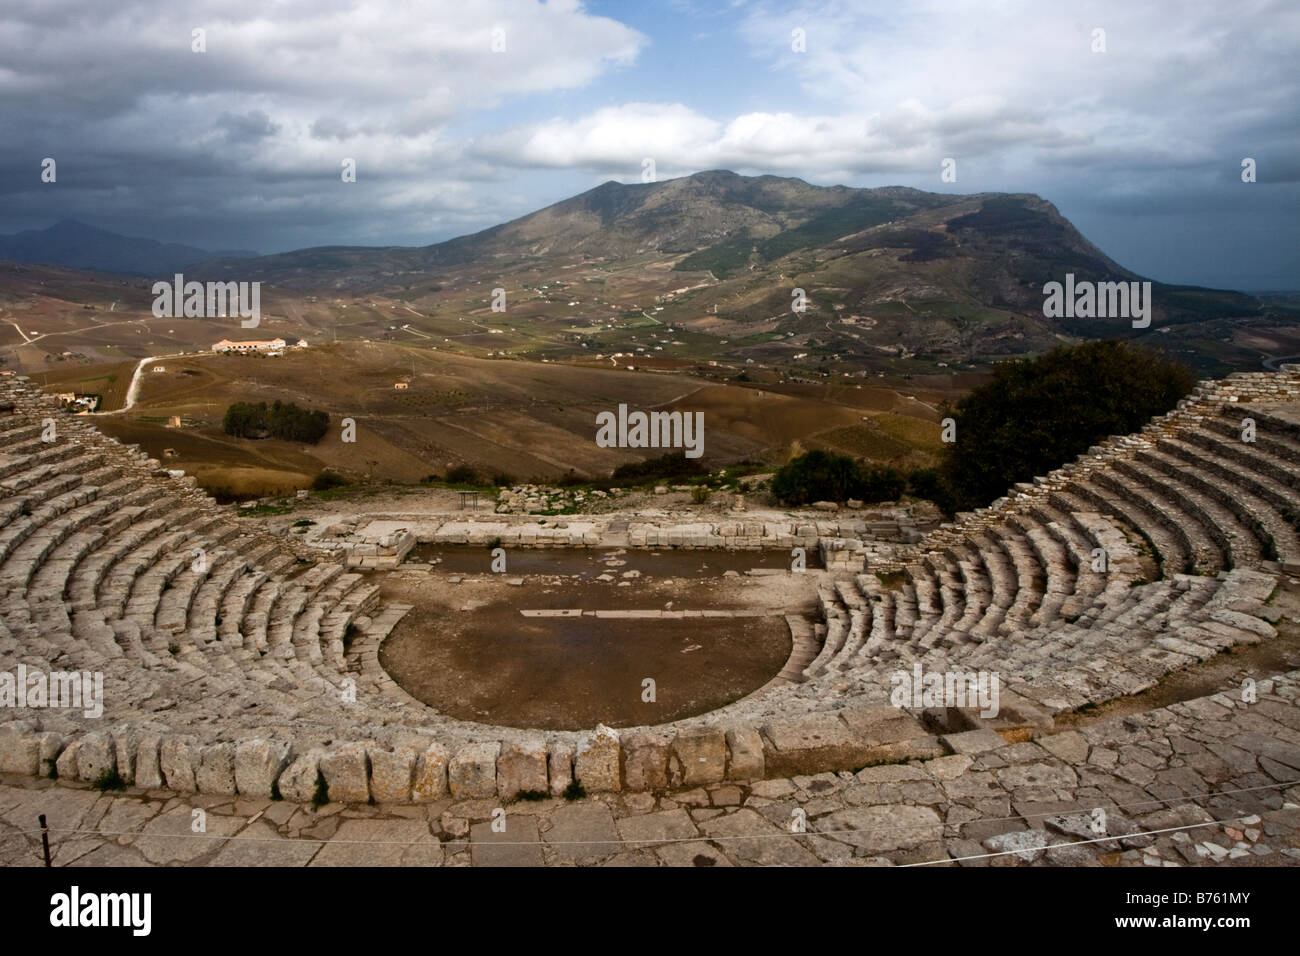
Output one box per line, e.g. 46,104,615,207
223,400,329,444
770,450,907,506
932,340,1196,513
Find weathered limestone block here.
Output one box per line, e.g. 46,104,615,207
38,732,63,778
369,745,418,803
840,704,931,752
548,741,575,797
75,731,116,783
234,738,293,798
110,725,139,784
448,742,499,799
193,743,237,795
320,743,371,803
941,728,1007,756
135,735,163,789
55,739,81,781
761,714,875,778
278,750,325,804
575,724,620,792
0,724,39,775
621,731,671,791
725,727,765,781
671,727,726,786
411,743,450,802
160,736,200,792
497,737,548,799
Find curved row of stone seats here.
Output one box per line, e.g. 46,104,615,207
285,569,360,659
832,590,869,667
1085,456,1234,572
155,542,246,635
0,470,99,558
318,579,382,668
1150,436,1300,560
963,533,1009,637
1114,455,1257,569
93,512,208,612
939,542,989,638
1007,510,1075,624
1064,475,1194,575
857,574,898,661
0,377,412,724
1187,415,1300,494
803,586,846,679
266,578,323,657
9,462,162,562
981,526,1043,634
0,489,118,593
110,517,231,620
904,564,941,638
794,373,1300,718
1202,409,1300,474
889,580,915,641
780,614,819,681
182,542,286,642
1149,442,1294,558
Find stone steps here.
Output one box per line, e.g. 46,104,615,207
1066,478,1190,576
1155,436,1300,561
1107,460,1226,572
1126,451,1260,568
779,615,818,682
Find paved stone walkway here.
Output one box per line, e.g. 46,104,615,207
2,671,1298,867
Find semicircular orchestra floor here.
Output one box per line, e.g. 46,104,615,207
378,548,816,730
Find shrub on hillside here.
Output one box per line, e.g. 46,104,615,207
445,464,479,485
311,471,348,491
611,453,707,484
938,340,1195,512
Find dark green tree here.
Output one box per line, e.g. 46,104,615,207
939,340,1195,511
771,450,861,505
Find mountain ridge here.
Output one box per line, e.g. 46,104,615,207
4,172,1289,375
0,219,256,277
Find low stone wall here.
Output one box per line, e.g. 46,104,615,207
301,512,932,556
819,537,868,573
0,704,950,802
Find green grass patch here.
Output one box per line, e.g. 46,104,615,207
238,503,293,518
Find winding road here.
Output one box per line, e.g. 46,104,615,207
108,351,198,414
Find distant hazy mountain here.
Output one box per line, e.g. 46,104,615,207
0,219,256,276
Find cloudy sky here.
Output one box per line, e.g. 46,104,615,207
1,0,1297,289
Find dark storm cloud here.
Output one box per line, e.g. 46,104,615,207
0,0,1294,288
